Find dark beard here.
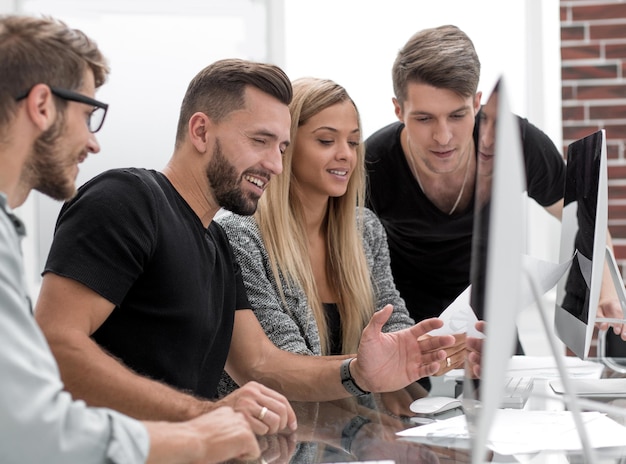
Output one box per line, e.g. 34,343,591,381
207,139,260,216
25,112,77,201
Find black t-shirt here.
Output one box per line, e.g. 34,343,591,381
44,168,249,399
365,116,566,323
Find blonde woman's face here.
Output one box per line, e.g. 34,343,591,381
291,101,359,202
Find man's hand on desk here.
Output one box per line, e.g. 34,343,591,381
214,381,297,435
351,305,455,393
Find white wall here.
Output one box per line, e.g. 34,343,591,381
1,0,563,301
281,0,563,264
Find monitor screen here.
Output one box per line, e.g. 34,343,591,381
554,129,607,359
465,77,526,462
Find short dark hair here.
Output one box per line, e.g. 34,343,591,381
392,25,480,106
175,58,292,147
0,15,109,131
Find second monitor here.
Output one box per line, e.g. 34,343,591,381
554,129,608,360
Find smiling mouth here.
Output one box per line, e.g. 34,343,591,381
328,169,348,177
244,174,268,190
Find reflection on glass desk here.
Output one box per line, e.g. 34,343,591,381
225,359,626,464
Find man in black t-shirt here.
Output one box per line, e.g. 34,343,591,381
365,25,625,379
35,58,456,429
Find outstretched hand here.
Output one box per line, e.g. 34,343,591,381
350,305,455,393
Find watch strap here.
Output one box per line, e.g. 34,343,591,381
340,358,369,397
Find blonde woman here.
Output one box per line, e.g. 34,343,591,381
217,78,454,405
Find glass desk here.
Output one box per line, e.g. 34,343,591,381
227,358,626,464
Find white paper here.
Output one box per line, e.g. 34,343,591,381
397,409,626,455
427,287,482,337
520,254,572,308
427,255,572,338
506,355,604,379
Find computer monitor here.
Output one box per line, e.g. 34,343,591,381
465,77,527,463
554,130,608,359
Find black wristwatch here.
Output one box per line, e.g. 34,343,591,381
340,358,370,397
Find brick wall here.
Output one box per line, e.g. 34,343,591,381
561,0,626,275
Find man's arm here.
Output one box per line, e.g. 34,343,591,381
35,273,295,433
544,199,626,339
35,273,210,421
225,305,455,401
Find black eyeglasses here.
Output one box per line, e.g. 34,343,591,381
15,86,109,133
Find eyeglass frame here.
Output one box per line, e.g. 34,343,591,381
15,85,109,133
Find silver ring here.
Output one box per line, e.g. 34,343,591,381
446,357,452,368
257,406,268,421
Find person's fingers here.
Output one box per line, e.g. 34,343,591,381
418,333,455,353
219,382,297,435
411,317,445,338
368,304,394,332
254,382,297,431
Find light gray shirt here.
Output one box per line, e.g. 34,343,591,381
0,194,149,463
217,207,414,395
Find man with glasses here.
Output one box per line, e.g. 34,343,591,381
16,86,109,133
0,14,266,463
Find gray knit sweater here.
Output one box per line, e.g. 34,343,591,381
216,207,414,395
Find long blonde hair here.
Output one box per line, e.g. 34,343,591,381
256,77,374,355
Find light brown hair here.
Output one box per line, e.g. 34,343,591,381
0,15,109,131
256,77,373,355
392,25,480,106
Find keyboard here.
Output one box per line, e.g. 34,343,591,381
501,376,534,409
549,378,626,398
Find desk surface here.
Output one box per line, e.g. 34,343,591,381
228,358,626,464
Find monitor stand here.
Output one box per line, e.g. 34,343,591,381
525,268,597,463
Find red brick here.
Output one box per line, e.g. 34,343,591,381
609,185,626,199
607,43,626,59
607,144,620,159
605,124,626,139
562,44,602,60
562,105,585,120
590,104,626,119
560,5,568,21
576,84,626,100
562,25,585,41
562,64,618,80
608,224,626,240
563,125,603,140
614,243,626,260
608,165,626,180
572,3,626,21
562,85,575,100
608,203,626,219
591,24,626,41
